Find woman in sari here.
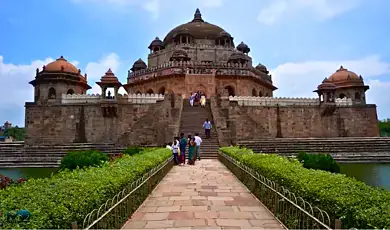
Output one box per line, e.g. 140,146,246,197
187,137,197,165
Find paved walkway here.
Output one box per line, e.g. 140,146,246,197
122,159,284,230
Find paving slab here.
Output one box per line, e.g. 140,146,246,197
122,159,284,229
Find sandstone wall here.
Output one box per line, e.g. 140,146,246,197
24,94,182,146
211,97,380,144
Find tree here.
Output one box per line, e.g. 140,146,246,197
378,119,390,137
4,127,25,141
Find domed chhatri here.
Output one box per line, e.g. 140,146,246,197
237,42,250,54
45,56,79,74
130,58,147,72
329,66,362,82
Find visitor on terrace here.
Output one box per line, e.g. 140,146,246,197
188,137,197,165
203,119,212,139
179,132,187,165
171,137,180,165
200,94,206,107
194,133,202,160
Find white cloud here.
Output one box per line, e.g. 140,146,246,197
143,0,160,20
257,0,360,25
0,53,123,126
271,55,390,119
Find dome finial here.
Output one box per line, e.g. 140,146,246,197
192,8,204,22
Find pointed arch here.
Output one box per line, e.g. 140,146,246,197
48,87,56,99
67,89,75,95
339,93,346,99
158,87,166,95
252,88,257,96
224,85,235,96
146,89,154,94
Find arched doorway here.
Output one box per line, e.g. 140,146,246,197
339,93,346,99
146,89,154,94
259,91,263,97
67,89,75,95
158,87,166,95
224,85,235,96
252,88,257,96
136,91,141,95
48,87,56,99
355,92,361,100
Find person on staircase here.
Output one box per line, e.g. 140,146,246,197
200,94,206,107
203,118,212,139
189,93,195,107
171,137,180,165
188,137,197,165
179,133,187,165
194,133,202,160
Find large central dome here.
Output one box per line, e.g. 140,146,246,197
163,9,231,45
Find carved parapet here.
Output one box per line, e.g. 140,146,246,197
127,93,165,104
61,94,101,104
229,96,320,107
335,98,353,106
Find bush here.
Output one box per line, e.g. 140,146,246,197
219,146,390,229
59,150,109,170
297,151,340,173
0,148,172,229
122,146,144,156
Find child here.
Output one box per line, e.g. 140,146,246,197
171,137,180,165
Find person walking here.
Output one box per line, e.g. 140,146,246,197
194,133,202,161
171,137,180,165
188,137,197,165
179,132,187,165
203,118,212,139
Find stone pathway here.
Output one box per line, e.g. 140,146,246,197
122,159,285,230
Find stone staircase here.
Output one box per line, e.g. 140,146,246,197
179,99,220,159
239,137,390,163
0,143,126,168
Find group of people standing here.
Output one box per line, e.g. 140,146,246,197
189,91,206,107
167,132,202,166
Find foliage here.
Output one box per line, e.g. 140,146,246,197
122,146,145,156
0,148,172,229
296,151,340,173
3,127,25,141
219,146,390,229
59,150,109,171
379,118,390,137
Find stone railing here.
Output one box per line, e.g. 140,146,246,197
127,93,165,104
127,61,272,84
228,96,320,106
149,43,235,56
335,98,353,106
61,94,165,104
61,94,101,104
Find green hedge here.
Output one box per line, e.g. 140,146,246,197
219,146,390,229
0,148,172,229
297,151,340,173
60,150,109,170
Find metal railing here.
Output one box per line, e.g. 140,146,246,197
82,156,173,229
219,152,333,229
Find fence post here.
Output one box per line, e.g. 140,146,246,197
72,221,78,229
334,219,342,229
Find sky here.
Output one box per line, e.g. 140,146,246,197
1,0,390,127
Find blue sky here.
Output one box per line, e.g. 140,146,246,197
1,0,389,127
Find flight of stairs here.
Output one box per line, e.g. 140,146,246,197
179,99,220,159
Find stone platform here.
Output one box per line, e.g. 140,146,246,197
122,159,284,230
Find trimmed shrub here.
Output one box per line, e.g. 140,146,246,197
219,146,390,229
297,151,340,173
59,150,109,170
122,146,144,156
0,148,172,229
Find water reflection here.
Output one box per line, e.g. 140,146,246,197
339,164,390,190
0,168,57,180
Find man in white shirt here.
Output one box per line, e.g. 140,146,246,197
194,133,202,160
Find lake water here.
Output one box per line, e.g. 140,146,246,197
0,168,58,180
339,163,390,190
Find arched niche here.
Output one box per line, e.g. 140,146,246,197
259,91,263,97
158,87,166,95
67,89,75,95
252,88,257,96
48,87,56,99
339,93,346,99
136,91,142,95
224,85,235,96
146,89,154,94
355,92,361,100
